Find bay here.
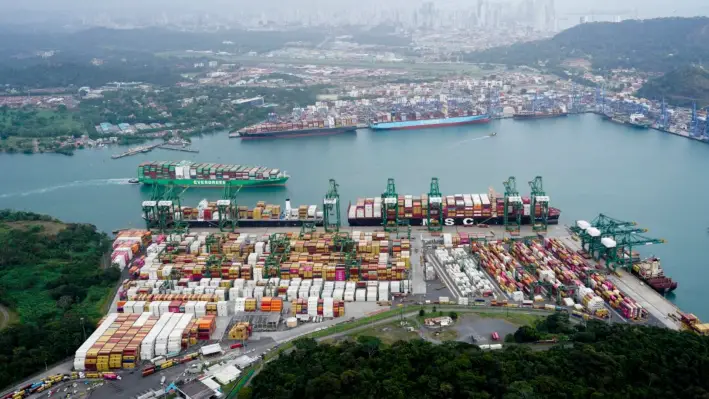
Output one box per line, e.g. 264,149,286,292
1,114,707,318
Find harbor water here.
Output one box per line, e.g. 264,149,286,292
0,114,708,318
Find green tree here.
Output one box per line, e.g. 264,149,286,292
513,326,542,343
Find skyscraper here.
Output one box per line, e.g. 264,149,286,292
544,0,556,31
477,0,487,28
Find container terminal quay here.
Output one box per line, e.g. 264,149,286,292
5,176,704,399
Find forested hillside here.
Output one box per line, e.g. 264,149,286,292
636,66,709,107
0,210,118,389
466,17,709,72
245,319,709,398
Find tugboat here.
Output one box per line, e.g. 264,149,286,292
128,178,139,184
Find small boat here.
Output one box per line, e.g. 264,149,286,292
490,132,497,137
128,178,139,184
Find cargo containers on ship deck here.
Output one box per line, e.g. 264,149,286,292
347,192,560,226
137,161,289,187
237,116,358,139
143,199,324,228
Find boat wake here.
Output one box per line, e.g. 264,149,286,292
450,135,492,147
0,178,133,199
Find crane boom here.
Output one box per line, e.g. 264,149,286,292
528,176,549,233
427,177,443,232
382,178,399,232
324,179,341,233
503,176,522,236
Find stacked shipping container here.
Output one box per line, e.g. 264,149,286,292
138,161,286,184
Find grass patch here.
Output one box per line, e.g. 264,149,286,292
0,306,19,330
265,308,404,361
426,328,459,341
5,221,67,236
348,321,420,345
475,312,543,326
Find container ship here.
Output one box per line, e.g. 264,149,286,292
347,191,560,227
627,113,651,129
143,199,324,228
513,109,568,120
238,116,357,139
138,161,289,187
369,114,490,131
632,257,678,295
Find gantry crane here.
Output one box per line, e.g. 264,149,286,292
143,183,188,234
522,260,577,304
574,214,644,260
427,177,443,232
204,254,223,279
528,176,550,233
323,179,341,233
142,184,163,230
334,232,361,280
157,183,189,235
381,178,399,232
264,233,290,278
588,225,648,261
601,232,665,272
299,221,316,238
217,185,241,232
503,177,523,236
396,219,412,239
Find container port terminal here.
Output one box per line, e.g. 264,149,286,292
223,71,709,143
4,175,701,399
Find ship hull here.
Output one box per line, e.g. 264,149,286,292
369,115,490,131
632,269,677,295
138,177,289,187
161,218,325,228
513,113,568,120
347,215,560,227
239,126,357,140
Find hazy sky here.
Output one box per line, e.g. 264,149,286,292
0,0,707,19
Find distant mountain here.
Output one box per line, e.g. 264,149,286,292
466,17,709,72
636,66,709,107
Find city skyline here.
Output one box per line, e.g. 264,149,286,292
0,0,707,31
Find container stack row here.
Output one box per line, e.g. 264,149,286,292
290,297,346,318
228,322,253,340
197,316,216,340
444,194,492,218
434,248,495,297
111,230,153,270
588,274,646,320
75,313,165,372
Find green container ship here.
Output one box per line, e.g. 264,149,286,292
137,161,289,187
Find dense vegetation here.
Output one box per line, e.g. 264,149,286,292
0,106,84,138
0,58,181,89
0,83,326,150
466,17,709,72
247,316,709,398
0,210,118,389
78,85,326,134
636,66,709,107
